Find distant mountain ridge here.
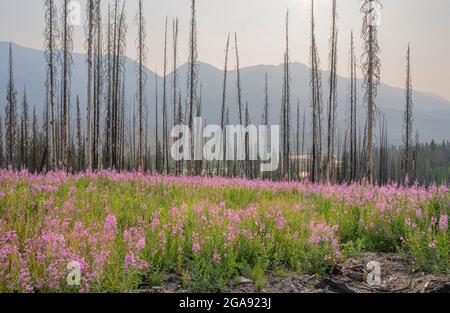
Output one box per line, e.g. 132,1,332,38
1,41,450,145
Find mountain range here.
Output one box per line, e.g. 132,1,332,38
1,41,450,145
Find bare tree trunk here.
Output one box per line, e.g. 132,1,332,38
361,0,382,183
172,18,179,174
326,0,338,183
218,34,230,175
86,0,95,170
61,0,72,170
403,44,413,185
5,43,17,169
349,31,357,181
310,0,323,183
234,33,245,177
187,0,198,175
136,0,147,171
155,71,160,173
281,10,291,180
162,17,169,174
44,0,58,170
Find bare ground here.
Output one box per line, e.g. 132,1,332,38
140,252,450,293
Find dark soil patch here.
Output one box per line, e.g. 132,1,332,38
139,252,449,293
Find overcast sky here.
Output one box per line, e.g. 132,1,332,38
1,0,450,100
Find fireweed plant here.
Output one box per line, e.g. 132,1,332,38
0,170,448,292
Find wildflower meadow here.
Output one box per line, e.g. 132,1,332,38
0,170,448,292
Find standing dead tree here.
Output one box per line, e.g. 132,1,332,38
403,43,413,184
261,73,270,180
85,0,95,170
218,34,230,176
326,0,338,183
31,107,38,171
93,0,103,169
234,33,245,177
378,113,388,185
310,0,324,183
44,0,58,170
76,95,83,171
135,0,148,171
281,10,291,180
5,43,18,169
60,0,73,170
111,1,127,170
20,87,30,168
162,17,169,174
349,31,358,181
361,0,382,183
155,71,161,173
187,0,199,175
172,18,179,174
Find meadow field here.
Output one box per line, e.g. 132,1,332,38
0,170,448,292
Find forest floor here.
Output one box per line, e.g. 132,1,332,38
141,252,450,293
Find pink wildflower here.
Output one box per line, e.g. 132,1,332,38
192,242,201,254
439,214,448,231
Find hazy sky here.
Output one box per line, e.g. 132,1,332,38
1,0,450,100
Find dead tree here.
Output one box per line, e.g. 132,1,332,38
44,0,58,170
85,0,95,170
93,0,103,169
20,87,29,168
261,74,270,179
31,107,38,171
361,0,382,183
281,10,291,180
76,95,83,171
349,31,358,181
403,43,413,184
5,43,17,168
104,4,113,168
301,110,306,179
326,0,338,183
172,18,179,174
310,0,324,183
111,1,127,170
155,71,161,173
187,0,199,175
195,83,203,175
218,34,230,175
136,0,147,171
235,33,245,176
61,0,73,169
162,17,169,173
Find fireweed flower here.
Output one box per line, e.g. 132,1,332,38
212,251,221,263
428,240,437,249
192,242,201,253
439,215,448,231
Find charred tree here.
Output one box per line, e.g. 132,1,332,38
403,44,413,184
310,0,324,183
187,0,199,175
5,43,18,168
326,0,338,183
361,0,382,183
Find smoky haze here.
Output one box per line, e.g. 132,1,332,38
0,0,450,101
